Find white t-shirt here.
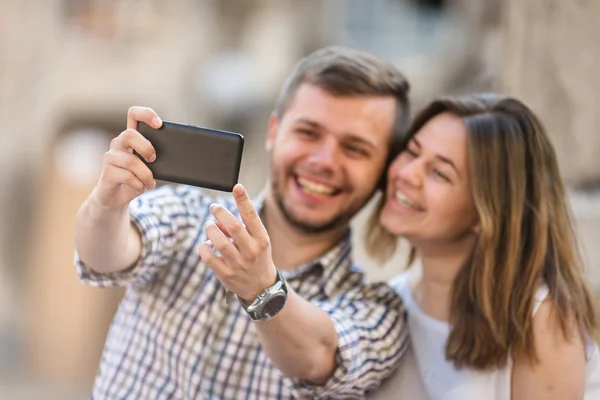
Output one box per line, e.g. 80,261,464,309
381,270,600,400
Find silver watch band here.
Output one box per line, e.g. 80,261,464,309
238,269,288,321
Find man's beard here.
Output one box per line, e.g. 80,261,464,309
270,173,365,235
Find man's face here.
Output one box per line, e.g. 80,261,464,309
266,83,397,234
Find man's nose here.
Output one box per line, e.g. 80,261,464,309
307,139,340,170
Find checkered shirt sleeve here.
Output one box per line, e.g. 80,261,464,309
291,282,408,399
75,185,213,288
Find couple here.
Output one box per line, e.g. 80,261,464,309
74,46,600,399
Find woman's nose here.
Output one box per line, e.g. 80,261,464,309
397,159,424,188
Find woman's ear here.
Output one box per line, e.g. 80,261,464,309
472,223,481,235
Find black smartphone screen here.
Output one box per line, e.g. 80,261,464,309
136,121,244,192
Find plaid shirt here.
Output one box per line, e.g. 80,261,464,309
76,185,408,399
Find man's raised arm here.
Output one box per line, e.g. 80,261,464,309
74,107,162,273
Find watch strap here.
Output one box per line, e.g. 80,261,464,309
238,269,288,321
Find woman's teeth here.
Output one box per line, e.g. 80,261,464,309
395,191,421,210
297,177,335,196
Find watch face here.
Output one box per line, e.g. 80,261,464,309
260,294,287,318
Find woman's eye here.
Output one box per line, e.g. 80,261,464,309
406,148,418,158
433,169,451,182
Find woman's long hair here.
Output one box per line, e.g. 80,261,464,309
367,93,600,369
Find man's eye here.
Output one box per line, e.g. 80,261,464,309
345,145,369,157
297,129,316,137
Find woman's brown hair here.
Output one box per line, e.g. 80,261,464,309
367,93,600,369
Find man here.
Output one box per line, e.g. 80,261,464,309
74,46,411,399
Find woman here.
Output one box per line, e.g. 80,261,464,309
367,94,600,399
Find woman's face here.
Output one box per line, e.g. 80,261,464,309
380,112,479,246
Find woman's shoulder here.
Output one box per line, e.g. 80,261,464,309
532,284,550,315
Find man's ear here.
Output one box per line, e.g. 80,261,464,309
265,113,280,152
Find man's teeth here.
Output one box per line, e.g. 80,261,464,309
395,191,421,210
297,178,335,196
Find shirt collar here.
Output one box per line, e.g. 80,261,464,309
251,192,357,297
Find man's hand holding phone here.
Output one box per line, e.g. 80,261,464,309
75,106,162,275
91,106,161,211
77,105,244,274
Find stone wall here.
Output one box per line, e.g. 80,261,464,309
500,0,600,187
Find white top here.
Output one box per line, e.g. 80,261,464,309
383,270,600,400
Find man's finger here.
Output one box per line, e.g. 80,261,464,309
204,221,240,265
102,165,146,193
213,220,246,239
199,241,228,272
210,204,254,254
111,129,156,163
232,184,267,238
103,150,155,189
127,106,162,131
214,221,230,238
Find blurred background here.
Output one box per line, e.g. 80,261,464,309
0,0,599,398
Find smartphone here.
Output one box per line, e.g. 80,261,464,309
136,121,244,192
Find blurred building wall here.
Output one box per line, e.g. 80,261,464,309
500,0,600,188
0,0,599,397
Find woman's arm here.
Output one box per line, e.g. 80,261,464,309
511,301,586,400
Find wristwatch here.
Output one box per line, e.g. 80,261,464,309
238,269,288,321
